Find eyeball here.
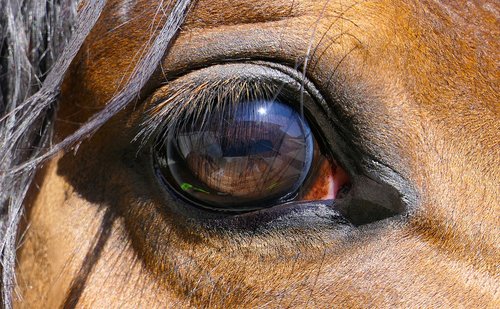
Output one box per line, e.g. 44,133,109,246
154,100,316,212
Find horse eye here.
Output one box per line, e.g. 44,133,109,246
153,99,350,213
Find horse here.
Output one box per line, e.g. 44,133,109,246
1,0,498,307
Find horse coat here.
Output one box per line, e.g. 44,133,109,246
0,0,498,308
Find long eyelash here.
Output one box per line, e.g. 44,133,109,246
134,77,281,149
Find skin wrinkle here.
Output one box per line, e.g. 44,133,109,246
13,0,500,308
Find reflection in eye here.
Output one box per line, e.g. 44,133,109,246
154,99,351,212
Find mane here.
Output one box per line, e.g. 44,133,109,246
0,0,192,307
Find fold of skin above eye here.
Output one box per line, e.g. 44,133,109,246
16,0,499,308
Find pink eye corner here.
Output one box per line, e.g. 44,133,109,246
301,156,351,202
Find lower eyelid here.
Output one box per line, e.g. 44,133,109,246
197,199,354,232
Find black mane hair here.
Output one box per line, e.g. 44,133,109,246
0,0,192,307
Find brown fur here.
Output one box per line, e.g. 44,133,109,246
15,0,499,307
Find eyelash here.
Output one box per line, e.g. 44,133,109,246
137,78,283,147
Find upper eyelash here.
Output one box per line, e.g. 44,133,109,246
134,76,287,149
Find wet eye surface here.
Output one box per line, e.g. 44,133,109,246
155,100,316,211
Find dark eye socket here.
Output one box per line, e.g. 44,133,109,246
142,62,405,226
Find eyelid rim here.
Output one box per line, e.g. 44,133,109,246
143,63,344,213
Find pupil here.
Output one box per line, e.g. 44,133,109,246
222,139,274,157
155,100,314,211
